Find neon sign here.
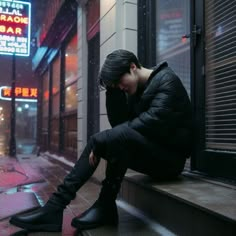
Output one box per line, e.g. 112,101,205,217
0,86,37,102
0,0,31,56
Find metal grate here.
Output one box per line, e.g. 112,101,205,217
205,0,236,151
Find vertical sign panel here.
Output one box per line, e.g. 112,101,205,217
0,0,31,56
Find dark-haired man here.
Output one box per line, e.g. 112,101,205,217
10,49,192,232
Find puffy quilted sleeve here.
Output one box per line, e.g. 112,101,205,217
128,72,191,139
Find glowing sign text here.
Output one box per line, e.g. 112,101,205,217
0,86,37,102
0,0,31,56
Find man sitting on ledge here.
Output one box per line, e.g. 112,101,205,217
10,49,192,232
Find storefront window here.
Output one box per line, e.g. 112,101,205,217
52,56,60,116
65,34,78,86
42,102,49,121
65,34,78,111
52,94,60,115
65,82,77,111
16,101,37,154
42,71,49,127
156,0,190,94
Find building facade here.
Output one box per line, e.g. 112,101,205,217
34,0,236,182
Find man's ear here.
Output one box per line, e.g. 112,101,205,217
130,62,137,71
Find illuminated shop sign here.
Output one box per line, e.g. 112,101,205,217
0,0,31,56
0,86,37,102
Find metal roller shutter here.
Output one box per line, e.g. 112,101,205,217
205,0,236,151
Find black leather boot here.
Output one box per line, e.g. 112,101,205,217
9,138,100,232
71,174,122,230
9,141,99,232
9,204,63,232
71,199,118,230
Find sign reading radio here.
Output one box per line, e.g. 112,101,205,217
0,0,31,56
0,86,37,102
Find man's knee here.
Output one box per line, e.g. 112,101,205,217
90,130,108,144
89,130,109,157
89,124,144,157
107,123,136,141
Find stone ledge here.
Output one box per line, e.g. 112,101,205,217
124,169,236,223
120,170,236,235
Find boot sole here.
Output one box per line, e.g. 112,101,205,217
9,218,62,232
71,218,118,230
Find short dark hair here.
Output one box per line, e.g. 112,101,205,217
98,49,141,88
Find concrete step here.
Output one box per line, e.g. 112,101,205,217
83,203,166,236
120,170,236,236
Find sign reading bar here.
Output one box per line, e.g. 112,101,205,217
0,86,37,102
0,0,31,56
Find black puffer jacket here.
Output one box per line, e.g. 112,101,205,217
106,62,192,156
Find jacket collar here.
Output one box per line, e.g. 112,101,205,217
149,61,168,80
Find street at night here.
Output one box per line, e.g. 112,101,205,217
0,0,236,235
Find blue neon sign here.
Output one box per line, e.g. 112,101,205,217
0,0,31,57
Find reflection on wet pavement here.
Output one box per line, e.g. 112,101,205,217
0,159,44,193
0,135,7,156
0,155,162,235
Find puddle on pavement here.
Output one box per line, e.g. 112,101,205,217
19,183,41,191
1,184,36,194
4,187,18,194
1,180,46,196
20,156,31,160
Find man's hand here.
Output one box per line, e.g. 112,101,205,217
89,151,98,167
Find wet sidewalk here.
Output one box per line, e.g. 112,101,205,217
0,154,163,236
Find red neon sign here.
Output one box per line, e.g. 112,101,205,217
1,87,38,99
0,15,29,24
0,0,31,56
0,15,29,35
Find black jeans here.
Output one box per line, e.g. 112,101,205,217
48,123,186,208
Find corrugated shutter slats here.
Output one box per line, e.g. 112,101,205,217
205,0,236,151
